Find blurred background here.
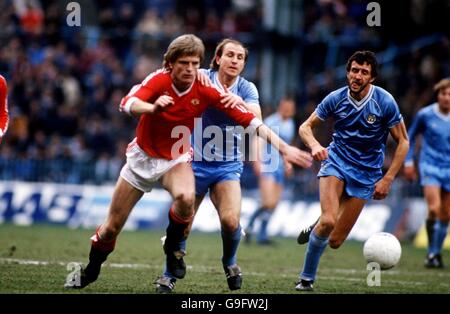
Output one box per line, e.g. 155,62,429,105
0,0,449,244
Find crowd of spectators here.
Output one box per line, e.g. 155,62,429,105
0,0,448,194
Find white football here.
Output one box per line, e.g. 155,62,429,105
363,232,402,270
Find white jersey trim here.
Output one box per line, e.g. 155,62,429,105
433,103,450,121
347,85,374,111
123,96,139,115
171,82,194,97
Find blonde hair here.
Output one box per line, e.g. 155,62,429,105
210,38,248,71
162,34,205,69
433,77,450,93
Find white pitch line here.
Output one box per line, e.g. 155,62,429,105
1,257,449,288
327,267,450,278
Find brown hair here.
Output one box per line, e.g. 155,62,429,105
162,34,205,69
346,50,378,78
433,77,450,93
210,38,248,71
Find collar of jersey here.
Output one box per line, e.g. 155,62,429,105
171,82,194,97
213,72,239,92
432,103,450,121
347,85,374,111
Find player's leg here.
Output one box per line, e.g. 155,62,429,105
328,195,367,249
255,175,282,244
157,195,205,290
159,162,195,280
181,194,205,242
296,176,344,291
65,177,144,289
429,189,450,268
423,185,442,267
163,160,212,269
210,180,243,290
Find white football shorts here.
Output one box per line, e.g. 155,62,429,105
120,139,192,192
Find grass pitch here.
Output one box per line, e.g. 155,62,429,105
0,224,449,294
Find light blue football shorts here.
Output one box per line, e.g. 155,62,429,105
317,154,382,200
261,161,285,185
419,162,450,192
192,160,243,196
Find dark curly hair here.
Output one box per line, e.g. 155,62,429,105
346,51,378,78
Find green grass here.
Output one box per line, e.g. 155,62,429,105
0,224,449,294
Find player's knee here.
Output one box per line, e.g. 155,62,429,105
319,216,336,234
174,191,195,210
428,202,441,217
329,237,344,249
221,217,240,233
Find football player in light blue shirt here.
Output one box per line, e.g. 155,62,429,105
404,77,450,268
295,51,410,291
245,97,296,244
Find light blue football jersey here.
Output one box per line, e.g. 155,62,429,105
192,69,260,162
405,103,450,168
316,85,403,171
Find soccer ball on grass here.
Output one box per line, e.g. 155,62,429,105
363,232,401,270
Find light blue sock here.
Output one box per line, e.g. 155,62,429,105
300,231,329,282
430,220,449,255
247,207,265,230
222,225,242,267
257,211,272,243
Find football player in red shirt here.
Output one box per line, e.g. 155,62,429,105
0,75,9,143
65,34,312,291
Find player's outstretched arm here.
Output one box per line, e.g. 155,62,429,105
299,111,328,161
373,121,410,200
256,124,312,169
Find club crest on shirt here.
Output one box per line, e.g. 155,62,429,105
191,98,200,106
366,114,377,124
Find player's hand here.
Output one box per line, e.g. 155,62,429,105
403,165,417,181
284,159,294,178
283,146,313,169
372,177,392,200
197,70,212,87
152,95,174,113
220,85,245,109
310,144,328,161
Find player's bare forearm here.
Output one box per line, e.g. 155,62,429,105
384,122,410,182
257,124,288,154
299,112,328,161
250,104,263,163
256,124,313,168
129,99,154,116
372,122,409,200
130,96,173,116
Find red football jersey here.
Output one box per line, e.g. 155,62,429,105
0,75,9,140
120,69,260,160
